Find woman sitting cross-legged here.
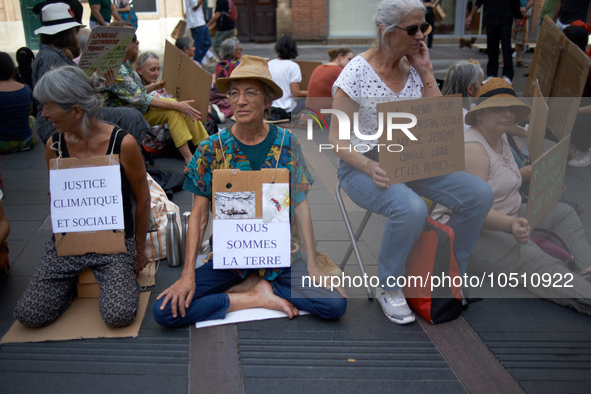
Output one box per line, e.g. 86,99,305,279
434,78,591,315
152,55,347,327
14,66,150,328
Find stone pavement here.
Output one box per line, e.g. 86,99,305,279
0,43,591,393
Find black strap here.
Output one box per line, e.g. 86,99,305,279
43,17,77,26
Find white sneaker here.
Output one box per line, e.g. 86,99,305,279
502,76,513,85
482,76,493,85
567,148,591,168
375,287,415,325
568,143,580,160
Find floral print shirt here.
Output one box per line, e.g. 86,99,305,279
105,60,153,114
183,125,314,280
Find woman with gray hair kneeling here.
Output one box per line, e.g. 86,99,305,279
153,55,346,327
14,66,150,328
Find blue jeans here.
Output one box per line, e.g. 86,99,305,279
338,162,493,289
153,258,347,327
191,25,212,64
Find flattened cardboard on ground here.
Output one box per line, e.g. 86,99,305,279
377,95,464,184
171,19,186,39
49,155,126,256
0,292,150,344
163,40,211,118
526,81,549,162
294,60,322,90
78,26,136,78
211,168,290,217
525,137,570,230
525,17,562,98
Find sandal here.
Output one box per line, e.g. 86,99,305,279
516,60,529,67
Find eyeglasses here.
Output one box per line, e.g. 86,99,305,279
393,22,432,36
227,89,260,103
132,35,138,43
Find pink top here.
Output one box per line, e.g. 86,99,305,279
465,128,522,217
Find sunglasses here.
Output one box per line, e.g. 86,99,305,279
393,22,432,36
132,35,138,43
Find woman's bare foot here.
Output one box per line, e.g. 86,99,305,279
226,272,261,293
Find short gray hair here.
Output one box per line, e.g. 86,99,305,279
136,51,159,67
373,0,425,53
441,61,484,110
34,66,104,137
219,37,240,61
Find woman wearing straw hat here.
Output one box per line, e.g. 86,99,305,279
153,55,347,327
331,0,493,325
460,78,591,315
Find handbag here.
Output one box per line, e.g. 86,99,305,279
145,173,181,262
531,228,575,271
404,217,462,324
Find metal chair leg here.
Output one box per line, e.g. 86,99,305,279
335,181,374,299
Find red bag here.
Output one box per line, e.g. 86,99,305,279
404,217,462,324
227,0,238,21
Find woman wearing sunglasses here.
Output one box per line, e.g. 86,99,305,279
330,0,493,325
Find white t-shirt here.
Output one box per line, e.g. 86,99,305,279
185,0,206,29
268,59,302,111
332,55,424,148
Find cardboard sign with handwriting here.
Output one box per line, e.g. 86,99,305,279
525,137,570,230
162,40,211,118
49,155,126,256
526,81,549,162
211,169,291,269
376,96,464,184
525,17,562,98
78,26,136,78
294,60,322,90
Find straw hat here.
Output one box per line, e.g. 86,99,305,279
216,55,283,99
34,3,85,36
465,78,530,126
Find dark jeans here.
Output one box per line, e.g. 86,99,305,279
152,258,347,327
190,25,212,64
486,24,514,80
425,7,435,48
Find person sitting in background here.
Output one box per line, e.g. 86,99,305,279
73,27,91,64
175,37,201,67
0,52,34,153
15,66,150,328
105,32,208,164
305,47,354,114
439,78,591,316
209,37,243,120
14,47,36,115
135,52,173,155
441,60,484,129
268,36,307,120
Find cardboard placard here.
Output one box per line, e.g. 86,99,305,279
211,169,290,217
525,17,562,98
78,26,136,77
211,169,291,270
162,40,212,119
171,19,187,39
294,60,322,90
525,137,570,230
49,155,126,256
526,81,549,162
376,96,465,184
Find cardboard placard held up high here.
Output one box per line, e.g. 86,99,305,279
163,40,212,119
78,26,136,78
294,60,322,90
526,81,549,162
49,155,126,256
525,137,570,230
376,95,465,184
171,20,186,39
